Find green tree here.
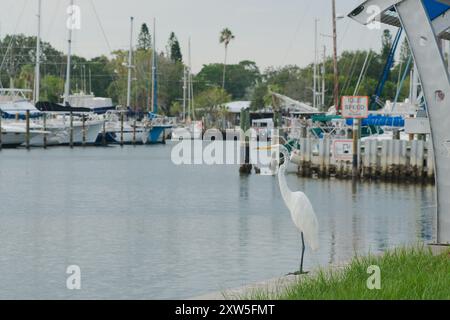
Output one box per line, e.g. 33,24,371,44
381,29,393,61
168,32,182,63
40,75,64,103
195,87,231,113
219,28,235,89
195,61,260,100
137,23,152,51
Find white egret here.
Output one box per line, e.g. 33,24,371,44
277,147,319,275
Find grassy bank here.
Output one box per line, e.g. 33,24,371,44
248,247,450,300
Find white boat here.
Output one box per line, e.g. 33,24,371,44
66,93,116,115
0,124,41,147
171,121,203,140
103,111,146,144
0,89,104,146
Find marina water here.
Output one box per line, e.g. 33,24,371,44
0,144,436,299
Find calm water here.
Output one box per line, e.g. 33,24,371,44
0,144,436,299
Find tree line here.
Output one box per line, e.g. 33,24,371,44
0,27,411,116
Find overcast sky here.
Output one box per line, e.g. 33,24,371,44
0,0,394,72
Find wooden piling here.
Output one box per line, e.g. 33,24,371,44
43,113,47,149
26,110,30,150
293,137,434,183
132,119,136,145
82,114,86,146
120,112,124,147
102,116,107,146
69,111,74,148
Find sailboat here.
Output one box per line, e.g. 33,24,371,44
171,38,203,141
142,18,174,144
32,0,104,145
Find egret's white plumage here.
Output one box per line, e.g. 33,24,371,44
278,161,319,251
276,148,319,274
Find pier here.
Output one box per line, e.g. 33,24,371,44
294,137,434,183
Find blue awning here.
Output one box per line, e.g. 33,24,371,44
424,0,450,20
346,115,405,127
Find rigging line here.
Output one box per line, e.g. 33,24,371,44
357,52,374,95
88,0,121,92
341,51,362,95
281,1,312,65
88,0,112,52
354,50,371,96
0,0,30,88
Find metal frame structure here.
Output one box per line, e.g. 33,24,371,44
349,0,450,244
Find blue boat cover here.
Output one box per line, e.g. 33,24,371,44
346,115,405,127
424,0,450,20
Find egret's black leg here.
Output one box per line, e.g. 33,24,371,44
300,232,306,274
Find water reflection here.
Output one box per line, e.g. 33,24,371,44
0,146,436,299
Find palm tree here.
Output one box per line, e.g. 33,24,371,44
219,28,235,89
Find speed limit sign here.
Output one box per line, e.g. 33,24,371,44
341,96,369,119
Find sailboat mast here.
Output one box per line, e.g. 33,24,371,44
127,17,134,109
64,0,74,105
322,46,326,109
34,0,42,104
188,38,195,120
313,18,318,110
187,37,191,121
151,18,158,114
182,66,187,122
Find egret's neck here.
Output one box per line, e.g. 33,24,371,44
278,163,293,205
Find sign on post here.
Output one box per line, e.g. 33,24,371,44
341,96,369,119
332,139,353,161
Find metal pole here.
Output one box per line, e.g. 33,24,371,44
352,118,359,178
313,18,318,110
34,0,42,104
332,0,340,114
322,45,326,110
64,0,74,105
151,18,158,114
127,17,134,109
182,67,187,122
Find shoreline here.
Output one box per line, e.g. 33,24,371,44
190,244,449,300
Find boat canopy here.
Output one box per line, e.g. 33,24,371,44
35,101,91,113
346,115,405,127
0,100,42,119
0,89,42,119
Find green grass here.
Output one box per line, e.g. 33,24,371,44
247,247,450,300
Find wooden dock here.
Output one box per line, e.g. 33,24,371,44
294,138,434,183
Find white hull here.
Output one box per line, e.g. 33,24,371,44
1,132,28,147
1,126,40,147
4,120,104,146
104,121,146,144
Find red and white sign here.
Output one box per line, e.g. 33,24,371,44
341,96,369,119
